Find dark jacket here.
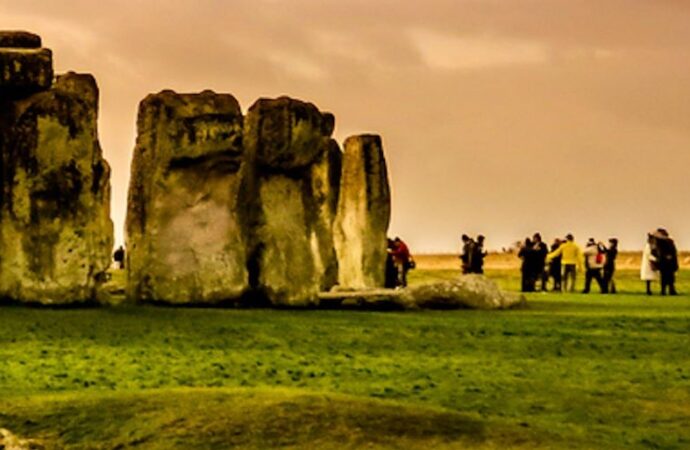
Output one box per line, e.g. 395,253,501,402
656,236,679,273
604,247,617,272
533,242,548,272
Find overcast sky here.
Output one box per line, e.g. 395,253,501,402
2,0,690,251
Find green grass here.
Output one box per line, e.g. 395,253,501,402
0,270,689,448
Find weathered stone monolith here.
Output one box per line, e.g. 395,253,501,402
243,97,337,305
310,138,341,291
333,135,391,289
0,67,113,304
125,90,248,304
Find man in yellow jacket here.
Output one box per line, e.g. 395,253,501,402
546,234,583,292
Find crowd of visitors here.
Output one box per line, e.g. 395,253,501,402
459,229,679,295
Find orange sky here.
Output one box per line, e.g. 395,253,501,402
2,0,690,251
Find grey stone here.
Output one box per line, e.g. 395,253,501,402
246,96,330,171
126,90,248,304
0,48,53,96
333,134,391,289
310,139,342,291
401,276,526,310
0,73,113,304
0,31,42,48
243,96,335,305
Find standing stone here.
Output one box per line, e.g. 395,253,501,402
310,138,341,291
333,135,391,289
126,90,248,304
0,71,113,304
243,97,335,306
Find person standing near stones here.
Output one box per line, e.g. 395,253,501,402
547,234,583,293
113,245,126,270
654,229,679,295
471,235,488,274
532,233,548,291
641,233,659,295
385,238,398,289
518,238,537,292
548,238,563,292
391,237,412,288
460,234,475,275
603,238,618,294
582,238,607,294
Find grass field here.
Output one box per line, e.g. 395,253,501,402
1,264,689,448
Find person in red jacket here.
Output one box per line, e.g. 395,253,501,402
391,237,413,288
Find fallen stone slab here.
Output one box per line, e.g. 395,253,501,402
320,276,525,310
401,276,526,310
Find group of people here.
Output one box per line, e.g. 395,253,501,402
641,229,679,295
517,234,618,294
513,230,679,295
459,234,488,274
386,237,414,288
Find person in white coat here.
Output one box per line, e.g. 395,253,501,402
641,233,659,295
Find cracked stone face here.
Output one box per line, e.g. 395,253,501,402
0,31,53,97
125,90,249,304
0,72,113,304
333,134,391,290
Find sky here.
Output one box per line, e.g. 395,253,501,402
2,0,690,252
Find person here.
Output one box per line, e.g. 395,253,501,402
385,238,398,288
654,229,678,295
640,233,659,295
391,237,412,288
603,238,618,294
113,245,125,270
518,238,537,292
547,234,582,293
582,238,607,294
460,234,475,274
548,238,563,292
532,233,548,291
471,235,488,274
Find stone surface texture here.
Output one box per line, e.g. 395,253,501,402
242,97,338,306
333,134,391,289
0,31,42,48
0,69,113,304
125,90,248,304
319,276,525,310
0,40,53,95
401,276,526,310
125,92,391,307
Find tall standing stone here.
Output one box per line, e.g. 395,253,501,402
243,97,336,305
310,138,341,291
0,52,113,304
333,135,391,289
125,90,248,304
